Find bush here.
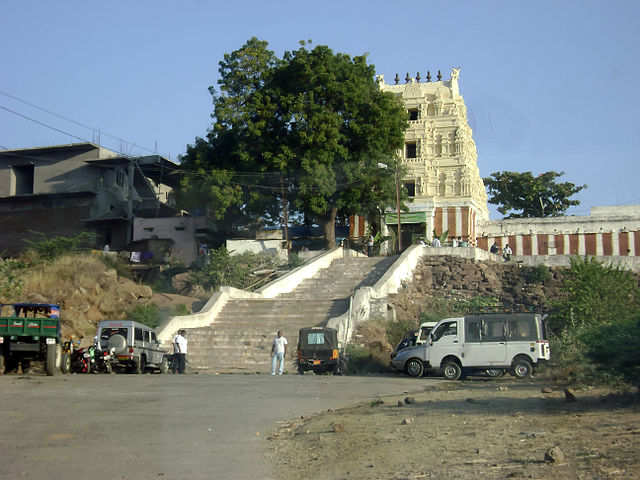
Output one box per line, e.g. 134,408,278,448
288,252,305,269
23,232,97,261
189,247,282,292
386,318,419,347
581,316,640,385
0,258,26,302
345,344,392,374
525,264,551,284
172,303,190,316
126,303,160,329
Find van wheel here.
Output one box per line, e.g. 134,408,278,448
442,361,462,380
406,359,424,378
512,358,533,379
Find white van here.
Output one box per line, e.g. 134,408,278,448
96,320,166,373
390,313,550,379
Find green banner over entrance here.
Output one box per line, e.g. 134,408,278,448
385,212,427,224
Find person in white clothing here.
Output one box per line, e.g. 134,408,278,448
172,329,188,374
271,330,288,375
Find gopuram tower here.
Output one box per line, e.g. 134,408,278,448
373,68,489,249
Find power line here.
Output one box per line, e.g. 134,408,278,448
0,90,162,157
1,105,91,144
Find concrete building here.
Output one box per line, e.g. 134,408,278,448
0,143,215,262
375,68,488,247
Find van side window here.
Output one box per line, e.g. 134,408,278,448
482,317,506,342
432,321,457,342
134,328,143,342
465,319,481,343
507,318,536,341
151,332,157,343
144,330,151,343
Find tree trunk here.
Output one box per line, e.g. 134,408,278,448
319,206,338,250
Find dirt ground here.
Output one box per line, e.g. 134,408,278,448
270,375,640,480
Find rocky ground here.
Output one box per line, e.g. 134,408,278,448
270,375,640,480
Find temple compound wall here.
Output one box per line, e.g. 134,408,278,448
476,205,640,257
371,69,640,259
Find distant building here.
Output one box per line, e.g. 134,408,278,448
0,143,216,263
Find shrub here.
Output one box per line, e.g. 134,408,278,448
172,303,190,316
23,232,97,261
126,303,160,329
288,252,305,269
525,264,551,284
345,344,392,374
386,317,419,347
0,258,26,302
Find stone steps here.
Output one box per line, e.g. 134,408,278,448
184,255,396,373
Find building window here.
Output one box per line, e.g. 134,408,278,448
405,142,417,159
408,108,419,121
115,169,126,188
404,181,416,197
12,165,34,195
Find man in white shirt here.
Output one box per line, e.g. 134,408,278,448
172,329,188,374
270,330,288,375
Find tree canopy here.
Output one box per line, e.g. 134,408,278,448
483,171,586,218
178,38,408,248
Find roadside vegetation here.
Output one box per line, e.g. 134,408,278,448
0,233,304,335
351,257,640,387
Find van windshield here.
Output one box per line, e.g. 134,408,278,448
431,321,457,342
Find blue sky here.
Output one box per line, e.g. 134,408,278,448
2,0,639,218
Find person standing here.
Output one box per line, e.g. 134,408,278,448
503,244,512,262
271,330,288,375
367,234,375,257
172,329,188,374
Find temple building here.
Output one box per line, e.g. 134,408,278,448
372,68,489,248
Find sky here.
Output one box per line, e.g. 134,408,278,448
2,0,639,219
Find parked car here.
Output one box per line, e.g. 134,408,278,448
390,313,550,379
297,326,345,375
390,321,437,360
96,320,165,373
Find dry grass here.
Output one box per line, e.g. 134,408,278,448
21,253,108,302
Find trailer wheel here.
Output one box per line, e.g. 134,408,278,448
61,353,71,374
45,342,61,376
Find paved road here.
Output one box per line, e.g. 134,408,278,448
0,373,440,479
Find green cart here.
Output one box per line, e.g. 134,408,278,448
0,303,62,376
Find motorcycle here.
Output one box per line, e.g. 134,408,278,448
70,346,93,374
70,345,115,374
161,353,187,374
91,347,116,374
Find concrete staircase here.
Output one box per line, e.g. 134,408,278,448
185,256,396,373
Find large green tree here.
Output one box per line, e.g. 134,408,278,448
178,38,408,248
483,171,586,218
